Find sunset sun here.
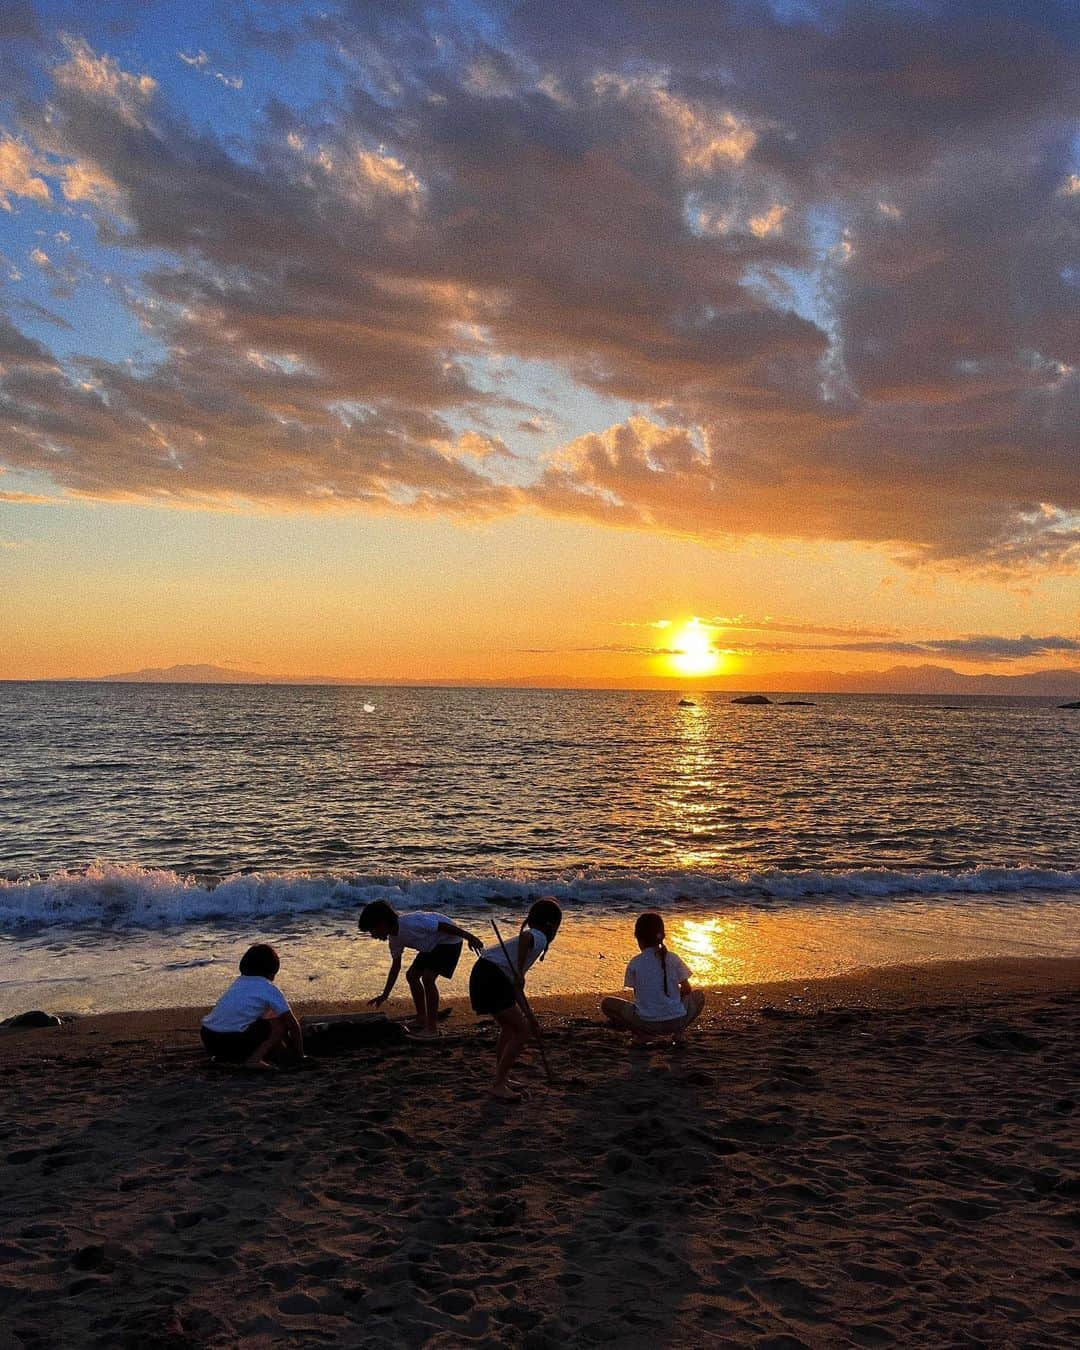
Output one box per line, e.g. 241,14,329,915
668,620,722,677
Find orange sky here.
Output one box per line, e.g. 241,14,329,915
2,501,1076,689
0,7,1077,690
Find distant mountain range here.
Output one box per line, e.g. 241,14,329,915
66,661,1080,696
80,663,350,685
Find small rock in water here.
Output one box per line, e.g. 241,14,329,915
732,694,772,705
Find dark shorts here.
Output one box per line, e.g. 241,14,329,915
469,958,517,1016
200,1021,270,1062
409,942,462,979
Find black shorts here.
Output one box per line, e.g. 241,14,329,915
200,1020,270,1062
409,942,462,979
469,958,517,1016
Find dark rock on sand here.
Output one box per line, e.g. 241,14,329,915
72,1245,109,1272
1,1010,63,1029
301,1013,405,1053
732,694,772,704
968,1024,1043,1053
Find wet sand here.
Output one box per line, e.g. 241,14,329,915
1,957,1078,1348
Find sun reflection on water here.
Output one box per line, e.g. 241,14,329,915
671,914,747,984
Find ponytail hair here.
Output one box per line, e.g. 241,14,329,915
524,896,562,959
633,911,669,995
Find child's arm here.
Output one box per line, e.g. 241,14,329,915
679,977,693,997
437,920,484,955
279,1008,304,1056
368,954,402,1007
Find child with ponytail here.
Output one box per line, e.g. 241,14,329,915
469,897,562,1101
601,912,705,1044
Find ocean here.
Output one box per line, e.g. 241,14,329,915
1,682,1077,1015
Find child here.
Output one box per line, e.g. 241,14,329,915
358,900,484,1038
468,897,562,1101
601,912,705,1045
200,943,304,1069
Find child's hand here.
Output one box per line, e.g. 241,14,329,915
466,933,484,955
368,994,387,1008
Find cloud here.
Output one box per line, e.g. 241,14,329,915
736,634,1080,663
0,2,39,41
516,644,685,656
706,616,899,639
54,34,157,124
517,630,1080,666
0,133,51,210
177,49,243,91
0,7,1074,569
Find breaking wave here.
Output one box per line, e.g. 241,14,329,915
1,861,1078,929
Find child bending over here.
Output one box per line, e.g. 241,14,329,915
469,897,562,1101
602,912,705,1045
358,900,484,1038
200,943,304,1069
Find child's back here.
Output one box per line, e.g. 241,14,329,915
602,912,706,1043
202,973,289,1033
625,945,691,1021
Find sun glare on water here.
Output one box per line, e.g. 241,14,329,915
668,619,723,677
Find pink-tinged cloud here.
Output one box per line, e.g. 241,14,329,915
0,3,1075,568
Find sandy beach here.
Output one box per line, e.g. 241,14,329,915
2,957,1078,1348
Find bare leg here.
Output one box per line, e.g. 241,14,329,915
411,972,440,1036
602,997,655,1040
601,996,632,1028
672,989,706,1044
491,1006,528,1099
244,1017,286,1069
406,968,426,1027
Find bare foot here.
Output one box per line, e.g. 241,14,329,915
242,1059,277,1072
405,1027,441,1041
489,1083,523,1102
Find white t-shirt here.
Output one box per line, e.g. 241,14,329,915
388,911,459,957
625,948,692,1021
483,927,548,980
202,975,290,1033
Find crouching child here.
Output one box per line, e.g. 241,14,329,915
200,943,304,1069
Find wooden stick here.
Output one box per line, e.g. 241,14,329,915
491,919,555,1085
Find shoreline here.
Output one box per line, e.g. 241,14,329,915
4,894,1078,1022
3,954,1077,1348
4,954,1078,1055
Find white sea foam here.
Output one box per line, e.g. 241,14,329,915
0,861,1078,930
